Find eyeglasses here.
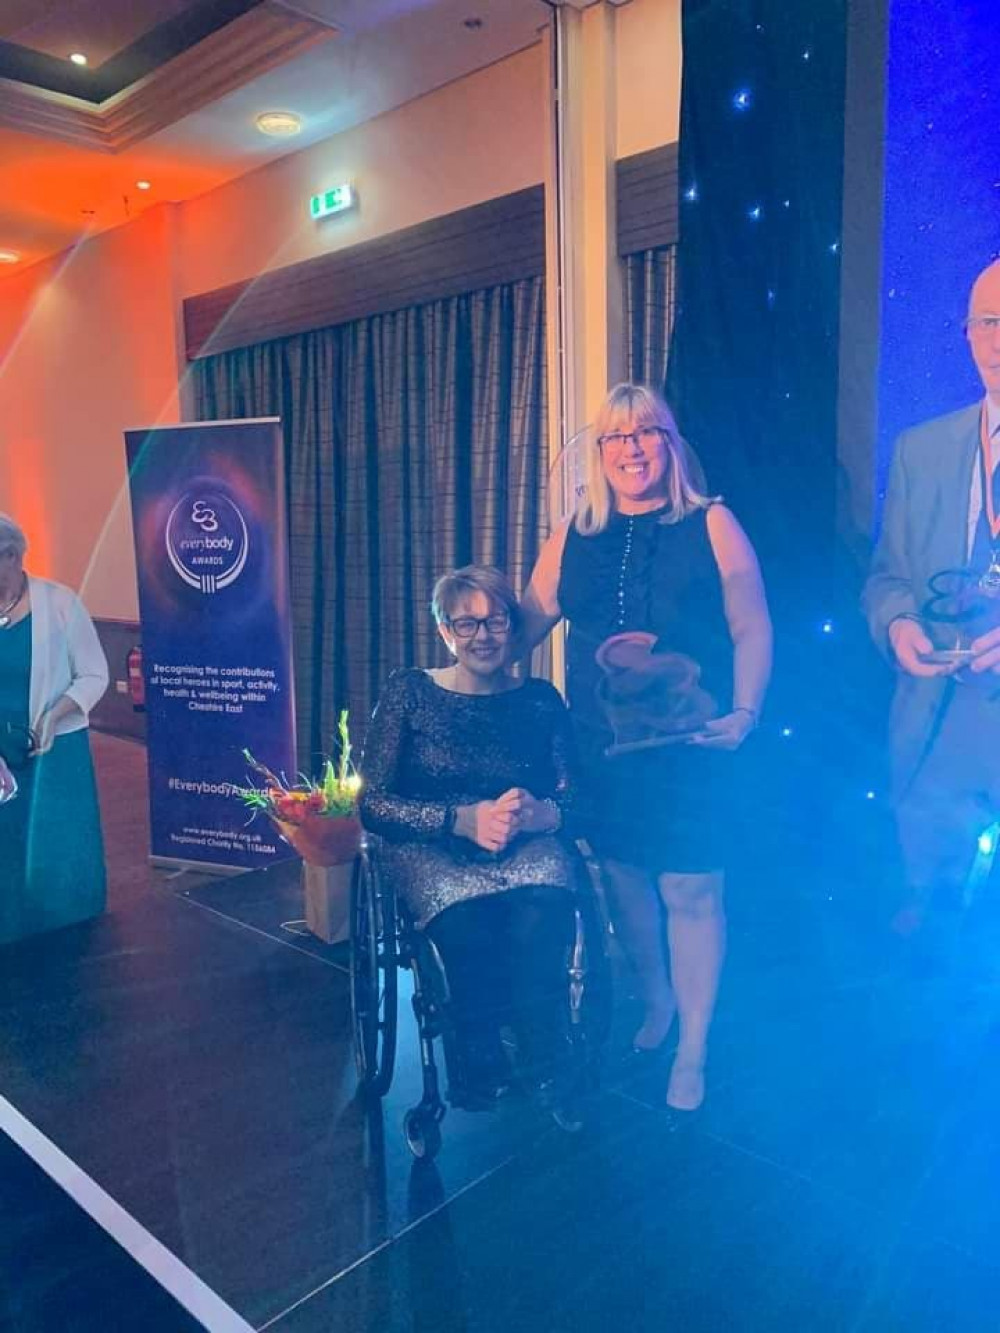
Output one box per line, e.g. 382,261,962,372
445,613,511,639
965,316,1000,338
597,426,665,450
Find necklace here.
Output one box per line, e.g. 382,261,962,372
617,515,635,627
0,575,26,628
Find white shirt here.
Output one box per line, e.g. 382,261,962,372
967,395,1000,559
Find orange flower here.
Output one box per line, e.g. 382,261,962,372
274,792,311,824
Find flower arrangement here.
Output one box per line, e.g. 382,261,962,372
239,710,363,867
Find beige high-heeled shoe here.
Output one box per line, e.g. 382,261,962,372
666,1059,705,1112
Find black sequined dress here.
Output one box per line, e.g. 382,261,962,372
558,504,736,874
359,669,580,929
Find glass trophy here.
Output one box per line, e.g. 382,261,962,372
920,563,1000,669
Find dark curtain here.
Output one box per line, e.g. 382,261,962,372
625,245,677,389
193,277,547,767
662,3,889,888
666,0,847,612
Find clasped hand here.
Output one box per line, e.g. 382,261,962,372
968,625,1000,675
890,617,1000,677
456,787,551,853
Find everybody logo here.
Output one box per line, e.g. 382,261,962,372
165,489,249,594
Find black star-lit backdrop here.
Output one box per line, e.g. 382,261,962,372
664,1,893,900
661,0,1000,908
876,0,1000,506
667,0,847,608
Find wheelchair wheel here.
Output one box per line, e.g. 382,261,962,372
350,847,398,1096
577,889,613,1048
403,1107,442,1162
566,885,614,1091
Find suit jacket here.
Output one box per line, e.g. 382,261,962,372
862,401,981,796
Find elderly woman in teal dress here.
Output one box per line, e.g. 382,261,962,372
0,514,109,945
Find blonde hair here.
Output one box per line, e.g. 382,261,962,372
0,513,27,558
575,383,716,535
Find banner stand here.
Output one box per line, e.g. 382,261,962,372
125,418,298,874
152,858,249,877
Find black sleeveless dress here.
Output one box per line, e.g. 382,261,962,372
558,504,736,874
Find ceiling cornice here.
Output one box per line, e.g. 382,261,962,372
0,1,335,154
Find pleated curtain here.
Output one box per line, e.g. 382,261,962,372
193,276,548,767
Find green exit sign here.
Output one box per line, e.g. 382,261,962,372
310,184,355,220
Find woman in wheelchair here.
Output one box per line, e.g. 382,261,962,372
359,565,582,1117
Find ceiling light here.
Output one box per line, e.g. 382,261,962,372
69,52,88,66
255,111,302,138
136,180,151,191
0,250,21,264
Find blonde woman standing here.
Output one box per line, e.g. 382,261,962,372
522,384,772,1111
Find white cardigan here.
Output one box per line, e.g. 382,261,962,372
27,576,109,735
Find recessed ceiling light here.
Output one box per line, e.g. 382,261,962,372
136,180,152,191
0,250,21,264
69,52,88,66
255,111,302,137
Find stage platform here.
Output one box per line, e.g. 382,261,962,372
3,740,1000,1331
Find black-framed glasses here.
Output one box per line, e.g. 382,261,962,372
445,613,511,639
597,426,665,450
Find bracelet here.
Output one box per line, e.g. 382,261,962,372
732,706,759,729
540,798,562,833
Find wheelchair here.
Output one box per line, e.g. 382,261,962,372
349,837,612,1161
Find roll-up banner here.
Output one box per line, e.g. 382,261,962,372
124,419,297,871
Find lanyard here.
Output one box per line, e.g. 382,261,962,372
979,403,1000,544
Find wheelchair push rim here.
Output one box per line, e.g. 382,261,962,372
350,847,398,1096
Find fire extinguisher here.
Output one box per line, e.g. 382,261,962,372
126,645,146,712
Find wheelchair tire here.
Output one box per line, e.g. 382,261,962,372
403,1108,442,1162
577,890,614,1050
350,847,398,1097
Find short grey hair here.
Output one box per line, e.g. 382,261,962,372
431,565,520,630
0,514,27,558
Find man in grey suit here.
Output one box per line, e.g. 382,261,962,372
864,259,1000,936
